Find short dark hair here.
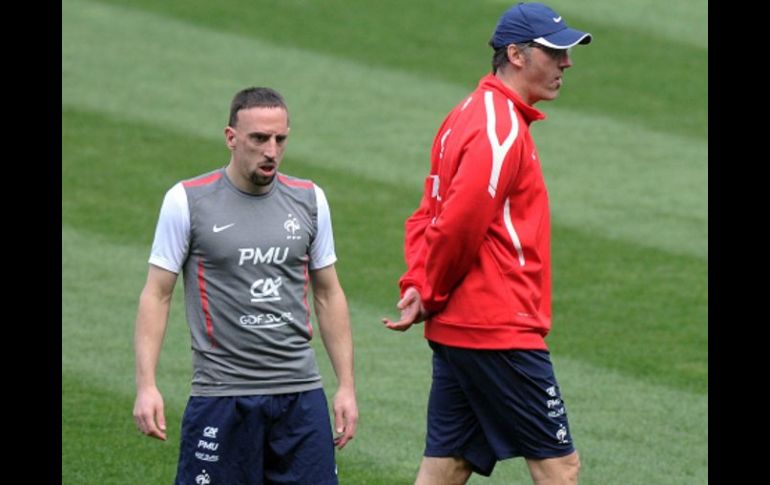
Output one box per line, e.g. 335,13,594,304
228,87,289,127
490,42,532,73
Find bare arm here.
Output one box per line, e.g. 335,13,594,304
311,264,358,449
132,265,178,441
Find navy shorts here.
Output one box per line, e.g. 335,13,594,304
175,388,337,485
425,341,575,476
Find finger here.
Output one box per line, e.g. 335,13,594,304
397,288,419,309
382,318,413,331
382,317,405,326
336,432,353,449
137,411,167,441
332,418,348,448
396,293,416,310
157,406,167,433
147,422,168,441
155,407,168,441
335,417,357,449
334,405,344,436
145,418,168,441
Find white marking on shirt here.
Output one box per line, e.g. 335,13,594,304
430,175,441,201
503,198,526,266
439,129,452,161
484,91,518,198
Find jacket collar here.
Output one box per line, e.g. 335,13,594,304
478,73,546,124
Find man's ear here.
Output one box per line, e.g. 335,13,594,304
224,126,236,149
507,43,527,68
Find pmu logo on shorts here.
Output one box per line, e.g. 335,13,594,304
198,440,219,451
202,426,218,439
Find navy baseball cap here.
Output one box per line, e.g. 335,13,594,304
489,2,592,49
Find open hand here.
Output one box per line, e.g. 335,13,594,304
382,287,428,332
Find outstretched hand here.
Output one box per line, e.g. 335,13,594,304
382,286,428,332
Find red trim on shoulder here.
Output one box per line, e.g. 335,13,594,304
183,171,222,188
278,174,314,189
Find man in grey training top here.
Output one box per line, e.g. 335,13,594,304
132,86,357,484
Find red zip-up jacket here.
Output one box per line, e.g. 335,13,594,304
399,73,552,350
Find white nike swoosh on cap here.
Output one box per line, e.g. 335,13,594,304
212,223,235,233
553,16,562,22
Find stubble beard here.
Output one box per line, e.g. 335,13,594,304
249,173,276,188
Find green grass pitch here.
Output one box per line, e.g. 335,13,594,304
63,0,707,483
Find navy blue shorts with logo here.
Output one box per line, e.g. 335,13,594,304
175,388,337,485
425,341,575,476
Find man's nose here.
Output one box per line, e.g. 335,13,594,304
264,138,279,158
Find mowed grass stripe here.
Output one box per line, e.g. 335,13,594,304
63,0,706,259
550,223,706,394
537,110,707,260
63,107,706,393
86,0,707,139
63,225,706,484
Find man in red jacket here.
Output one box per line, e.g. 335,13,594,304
383,3,591,484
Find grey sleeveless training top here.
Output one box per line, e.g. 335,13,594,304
148,168,337,396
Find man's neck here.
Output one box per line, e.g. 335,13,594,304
494,69,534,106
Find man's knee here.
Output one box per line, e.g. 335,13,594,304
562,451,581,481
415,456,472,485
527,451,581,484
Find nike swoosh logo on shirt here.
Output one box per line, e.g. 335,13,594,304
212,223,235,233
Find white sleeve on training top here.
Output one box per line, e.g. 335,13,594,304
310,184,337,270
148,182,190,274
